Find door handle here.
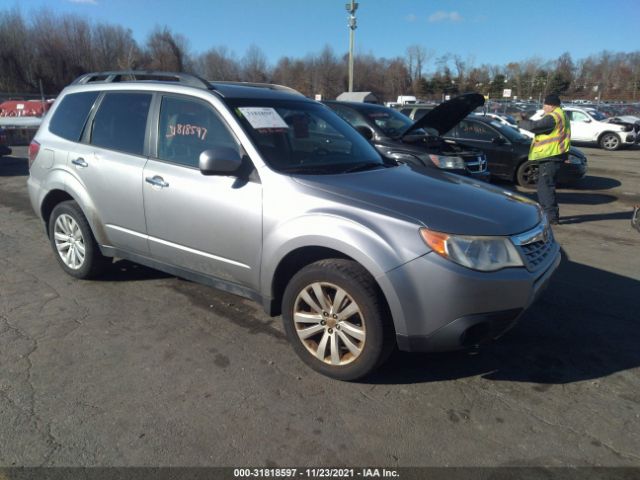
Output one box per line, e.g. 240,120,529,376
145,175,169,188
71,157,88,168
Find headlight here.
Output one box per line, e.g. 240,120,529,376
386,151,421,165
420,228,523,271
428,154,466,170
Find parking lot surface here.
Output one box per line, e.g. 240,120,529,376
1,146,639,467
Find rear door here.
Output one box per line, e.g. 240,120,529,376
142,94,262,288
71,91,152,254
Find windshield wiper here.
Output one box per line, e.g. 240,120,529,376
343,162,386,173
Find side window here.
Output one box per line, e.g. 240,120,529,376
330,104,370,130
443,124,458,138
571,111,588,123
457,121,495,141
49,91,99,141
91,92,152,155
158,96,237,168
413,109,431,121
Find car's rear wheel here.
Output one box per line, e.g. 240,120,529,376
516,160,539,188
282,259,394,381
599,132,621,151
49,201,110,279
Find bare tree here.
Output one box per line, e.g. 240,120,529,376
242,44,269,82
145,26,189,71
406,45,432,81
195,46,241,81
0,7,35,91
93,24,141,71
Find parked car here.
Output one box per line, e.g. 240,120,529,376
472,112,534,138
28,71,560,380
443,116,588,187
529,106,636,150
396,104,436,121
324,95,490,182
0,127,12,157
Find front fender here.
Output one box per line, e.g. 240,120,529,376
261,213,428,334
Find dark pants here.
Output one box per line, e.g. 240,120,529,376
536,160,561,223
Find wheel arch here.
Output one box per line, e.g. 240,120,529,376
513,156,531,183
597,130,621,144
41,189,75,236
40,177,108,245
267,246,394,323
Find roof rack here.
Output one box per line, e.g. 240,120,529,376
211,81,304,96
72,71,212,90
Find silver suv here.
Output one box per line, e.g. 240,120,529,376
28,71,560,380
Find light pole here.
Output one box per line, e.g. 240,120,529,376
346,1,359,92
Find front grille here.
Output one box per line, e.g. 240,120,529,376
465,155,487,173
519,237,554,270
511,222,555,271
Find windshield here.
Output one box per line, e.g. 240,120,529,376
228,99,384,174
589,110,608,121
362,107,431,137
488,120,530,143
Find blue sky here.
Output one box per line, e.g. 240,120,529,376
3,0,639,70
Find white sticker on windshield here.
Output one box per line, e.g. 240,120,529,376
238,107,289,130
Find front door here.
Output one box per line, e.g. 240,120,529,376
567,110,593,141
142,94,262,288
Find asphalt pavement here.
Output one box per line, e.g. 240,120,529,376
1,146,639,467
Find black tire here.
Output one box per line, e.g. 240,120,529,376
282,259,395,381
599,132,621,151
48,201,110,279
516,160,538,188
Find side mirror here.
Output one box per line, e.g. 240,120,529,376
355,125,374,141
199,147,243,176
492,136,507,145
584,118,592,123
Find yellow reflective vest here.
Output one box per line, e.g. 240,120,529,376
529,107,571,161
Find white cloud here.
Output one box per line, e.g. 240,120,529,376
405,13,417,22
428,11,463,23
68,0,98,4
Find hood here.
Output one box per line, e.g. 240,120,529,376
401,93,485,137
293,165,541,236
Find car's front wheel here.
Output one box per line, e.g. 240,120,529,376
599,132,621,151
516,160,539,188
49,201,110,279
282,259,394,381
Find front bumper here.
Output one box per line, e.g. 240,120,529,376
622,132,636,145
383,244,561,353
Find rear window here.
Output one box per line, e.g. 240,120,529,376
49,91,99,141
90,92,152,156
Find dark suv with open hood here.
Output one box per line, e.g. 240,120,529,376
324,94,490,182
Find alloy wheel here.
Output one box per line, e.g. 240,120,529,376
293,282,366,366
602,134,619,150
53,213,86,270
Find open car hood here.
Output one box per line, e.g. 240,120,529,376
400,93,485,137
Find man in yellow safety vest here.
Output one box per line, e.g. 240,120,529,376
526,94,571,225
